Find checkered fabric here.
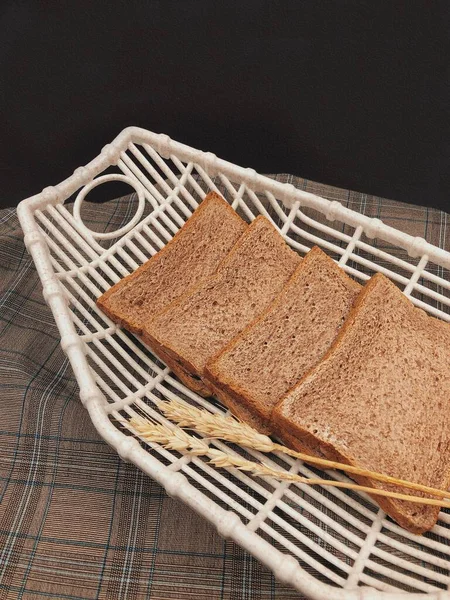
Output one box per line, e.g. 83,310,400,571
1,175,449,600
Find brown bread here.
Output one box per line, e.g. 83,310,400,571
273,273,450,534
96,192,247,335
206,246,361,431
142,216,301,392
96,192,246,394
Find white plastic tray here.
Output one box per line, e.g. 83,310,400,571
17,127,450,599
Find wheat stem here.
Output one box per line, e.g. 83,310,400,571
129,414,450,510
155,399,450,501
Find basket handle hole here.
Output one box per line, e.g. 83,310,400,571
73,174,146,240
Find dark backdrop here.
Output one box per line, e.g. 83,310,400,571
1,1,449,211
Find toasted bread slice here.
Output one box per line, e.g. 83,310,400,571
273,273,450,534
97,192,247,335
206,246,361,431
142,216,301,394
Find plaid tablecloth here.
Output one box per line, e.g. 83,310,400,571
1,175,449,600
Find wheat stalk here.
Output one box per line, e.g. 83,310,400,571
154,398,450,501
129,413,450,510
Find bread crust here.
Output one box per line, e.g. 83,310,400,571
209,383,273,435
152,343,213,396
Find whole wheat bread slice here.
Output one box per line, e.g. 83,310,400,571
142,216,301,394
273,273,450,534
96,191,246,394
206,246,361,431
97,192,247,335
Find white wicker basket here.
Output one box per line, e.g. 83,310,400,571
17,127,450,600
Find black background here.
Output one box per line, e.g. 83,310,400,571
1,1,449,211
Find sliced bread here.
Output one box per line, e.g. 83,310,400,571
142,216,301,393
206,246,361,431
273,273,450,533
96,192,247,335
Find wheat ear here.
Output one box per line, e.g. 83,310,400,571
129,414,450,510
155,398,450,501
